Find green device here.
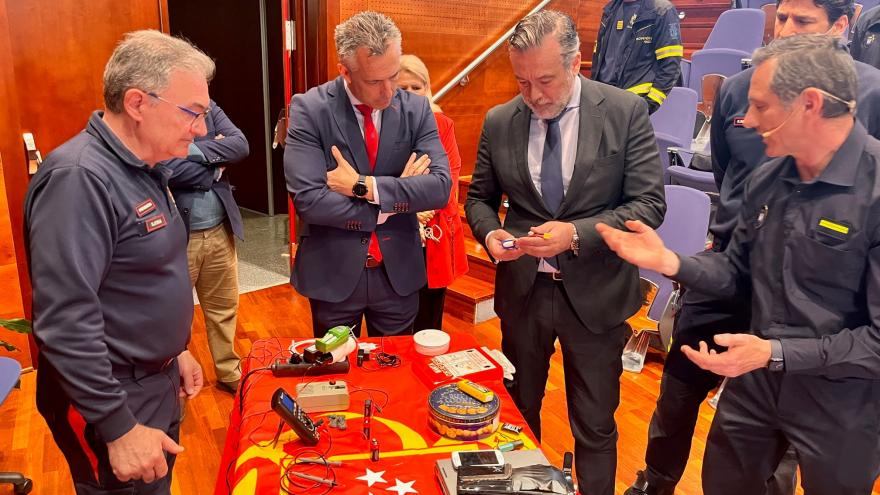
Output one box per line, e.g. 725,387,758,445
315,325,351,353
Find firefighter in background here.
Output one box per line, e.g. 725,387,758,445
591,0,683,114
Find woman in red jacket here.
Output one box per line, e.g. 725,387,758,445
398,54,468,331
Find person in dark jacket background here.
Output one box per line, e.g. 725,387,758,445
165,101,248,395
851,4,880,68
591,0,683,113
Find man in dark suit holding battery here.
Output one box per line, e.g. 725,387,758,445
465,10,666,495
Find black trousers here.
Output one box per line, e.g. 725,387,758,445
643,288,795,494
309,264,417,338
500,274,627,495
36,356,182,495
414,285,447,331
705,369,880,495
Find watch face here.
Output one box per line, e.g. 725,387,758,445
353,182,368,197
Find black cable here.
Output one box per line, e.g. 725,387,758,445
224,340,298,493
238,366,271,415
358,338,402,372
349,386,390,413
279,426,336,494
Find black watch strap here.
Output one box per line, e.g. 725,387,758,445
768,339,784,372
352,175,368,198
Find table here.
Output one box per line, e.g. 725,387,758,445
214,333,540,494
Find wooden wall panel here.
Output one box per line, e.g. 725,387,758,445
0,1,31,367
0,0,168,367
0,154,27,364
322,0,604,176
5,1,167,157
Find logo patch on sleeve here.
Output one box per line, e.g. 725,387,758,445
135,198,157,217
145,214,168,233
733,117,745,127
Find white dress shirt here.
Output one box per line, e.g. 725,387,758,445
485,75,581,272
343,79,388,223
530,75,581,272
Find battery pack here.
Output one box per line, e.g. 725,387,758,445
295,380,350,413
316,325,351,353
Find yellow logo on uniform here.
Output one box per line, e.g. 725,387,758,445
818,219,850,235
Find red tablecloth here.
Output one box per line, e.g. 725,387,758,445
214,334,540,494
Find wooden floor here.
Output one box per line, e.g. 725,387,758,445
2,283,878,495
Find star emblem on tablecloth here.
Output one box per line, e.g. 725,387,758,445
356,468,387,487
386,478,418,494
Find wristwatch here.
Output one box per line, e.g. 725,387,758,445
768,339,784,372
569,223,580,256
352,175,368,198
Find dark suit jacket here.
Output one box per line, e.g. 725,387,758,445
465,75,666,332
285,76,451,303
165,101,249,240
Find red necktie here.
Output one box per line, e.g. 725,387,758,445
355,104,383,263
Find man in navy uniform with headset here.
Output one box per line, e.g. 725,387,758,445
624,0,880,492
602,33,880,495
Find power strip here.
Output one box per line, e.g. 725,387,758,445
295,380,350,413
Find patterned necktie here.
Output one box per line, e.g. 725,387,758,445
355,104,382,262
540,106,572,214
540,106,572,270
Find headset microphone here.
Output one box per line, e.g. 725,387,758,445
760,109,797,139
760,89,855,139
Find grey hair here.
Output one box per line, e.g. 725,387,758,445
752,34,856,118
508,9,580,67
103,30,214,114
334,11,402,70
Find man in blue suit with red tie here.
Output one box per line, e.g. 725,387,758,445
284,11,451,337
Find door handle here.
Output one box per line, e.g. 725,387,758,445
272,108,288,150
22,132,42,175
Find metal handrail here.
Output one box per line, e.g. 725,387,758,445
432,0,552,102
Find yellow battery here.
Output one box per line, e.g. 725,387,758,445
457,379,495,403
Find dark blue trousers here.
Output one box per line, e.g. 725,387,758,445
36,356,181,495
309,264,418,338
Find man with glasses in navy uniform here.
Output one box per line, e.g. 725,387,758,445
25,30,213,494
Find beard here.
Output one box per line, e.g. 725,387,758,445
525,98,568,120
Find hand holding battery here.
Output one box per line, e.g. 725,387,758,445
486,229,525,261
515,221,574,258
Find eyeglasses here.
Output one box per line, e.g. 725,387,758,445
147,92,210,128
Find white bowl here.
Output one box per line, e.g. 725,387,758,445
414,329,451,356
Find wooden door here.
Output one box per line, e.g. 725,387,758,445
0,0,169,367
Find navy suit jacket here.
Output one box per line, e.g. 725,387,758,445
285,76,451,302
165,101,249,240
